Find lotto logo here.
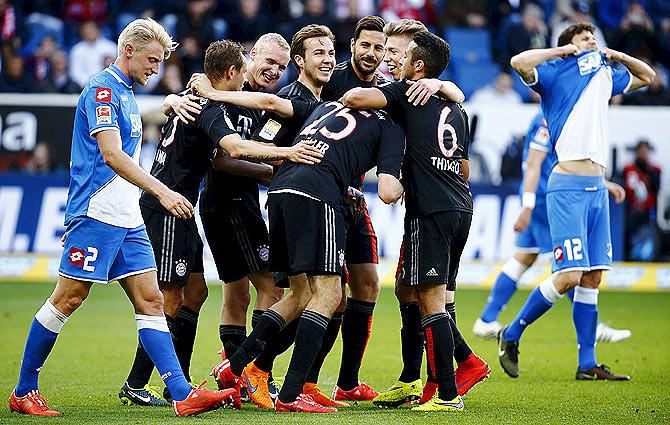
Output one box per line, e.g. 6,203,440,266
95,87,112,102
553,246,564,261
68,248,85,267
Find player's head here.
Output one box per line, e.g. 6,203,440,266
204,40,247,91
117,18,177,85
383,19,427,80
248,33,290,90
401,31,450,80
557,22,597,51
290,24,335,87
350,16,386,77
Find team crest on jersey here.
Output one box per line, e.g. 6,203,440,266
95,87,112,102
96,106,112,125
338,249,345,267
130,114,142,137
553,246,564,262
577,52,603,76
175,259,187,277
258,245,270,262
533,127,549,146
258,119,281,140
68,247,85,267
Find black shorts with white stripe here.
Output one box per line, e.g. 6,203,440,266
267,192,346,277
200,201,270,283
399,211,472,289
141,205,204,286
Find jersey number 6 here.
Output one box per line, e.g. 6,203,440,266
437,106,458,158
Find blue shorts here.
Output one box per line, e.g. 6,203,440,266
516,197,552,254
546,173,612,274
58,216,157,284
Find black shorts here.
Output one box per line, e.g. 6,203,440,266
141,205,204,286
268,192,346,276
399,211,472,290
343,203,378,264
200,201,270,283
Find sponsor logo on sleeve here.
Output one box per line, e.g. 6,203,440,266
553,246,564,262
130,114,142,137
68,248,85,267
95,87,112,102
258,119,281,140
96,106,112,125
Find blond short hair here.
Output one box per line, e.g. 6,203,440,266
118,18,177,60
383,19,427,38
254,33,290,52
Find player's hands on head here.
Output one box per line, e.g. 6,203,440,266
287,139,324,165
159,188,195,219
600,48,624,62
560,44,581,58
406,79,440,106
172,94,202,124
513,207,532,232
188,73,214,98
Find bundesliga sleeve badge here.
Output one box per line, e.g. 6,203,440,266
95,87,112,103
96,106,112,125
259,119,281,140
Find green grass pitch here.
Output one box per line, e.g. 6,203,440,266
0,281,668,424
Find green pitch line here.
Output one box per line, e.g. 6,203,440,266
0,282,668,424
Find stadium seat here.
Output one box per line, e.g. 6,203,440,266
451,60,500,99
21,13,64,56
445,28,492,63
212,18,228,40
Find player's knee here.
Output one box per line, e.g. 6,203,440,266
395,283,416,303
61,292,88,314
580,271,602,288
552,271,581,294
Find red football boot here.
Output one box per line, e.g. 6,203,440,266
455,353,491,396
9,389,61,417
303,383,349,407
211,359,242,408
172,383,237,417
275,394,338,413
419,381,438,404
332,382,378,401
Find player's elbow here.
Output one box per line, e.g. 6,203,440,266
642,68,656,86
510,55,529,75
342,89,364,108
378,177,403,204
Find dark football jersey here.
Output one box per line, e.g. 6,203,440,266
252,80,321,148
139,91,238,214
321,61,388,189
199,82,263,213
269,101,405,208
378,80,473,217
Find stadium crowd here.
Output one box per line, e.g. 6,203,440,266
0,0,669,104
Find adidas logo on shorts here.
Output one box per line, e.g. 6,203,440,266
426,268,438,277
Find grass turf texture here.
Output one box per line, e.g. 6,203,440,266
0,281,668,424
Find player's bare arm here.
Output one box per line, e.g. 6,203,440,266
510,45,580,84
405,79,465,105
161,93,202,123
377,173,404,204
340,87,387,109
188,73,295,117
600,48,655,91
212,147,274,179
514,147,547,233
462,159,470,182
218,133,323,164
96,129,194,219
605,179,626,204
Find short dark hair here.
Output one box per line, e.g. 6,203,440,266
354,15,386,41
557,22,595,47
204,40,246,83
411,31,450,79
290,24,334,70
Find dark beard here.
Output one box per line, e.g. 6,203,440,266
353,55,377,77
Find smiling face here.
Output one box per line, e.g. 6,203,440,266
127,39,165,85
351,29,386,77
570,30,598,52
300,36,335,87
248,42,290,89
400,41,418,80
384,34,412,80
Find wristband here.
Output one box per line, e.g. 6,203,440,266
522,192,536,209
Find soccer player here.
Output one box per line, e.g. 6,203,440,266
473,111,632,343
118,40,320,406
499,22,654,380
341,30,476,412
212,99,405,413
9,19,235,417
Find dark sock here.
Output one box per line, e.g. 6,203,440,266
230,310,284,375
337,299,374,390
398,301,423,383
446,303,472,363
174,307,198,379
278,310,329,403
305,311,342,384
219,324,247,358
422,313,457,401
254,318,298,373
251,309,264,328
126,314,174,389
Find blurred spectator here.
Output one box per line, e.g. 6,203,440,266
175,0,217,50
439,0,487,29
152,62,184,95
470,71,522,104
551,1,607,48
624,140,662,260
69,21,117,88
611,1,658,60
0,0,16,45
39,49,82,94
290,0,338,52
179,36,205,86
334,0,376,21
25,35,57,82
24,142,52,174
63,0,108,23
379,0,436,27
623,64,670,105
227,0,272,49
0,55,33,92
502,3,548,68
